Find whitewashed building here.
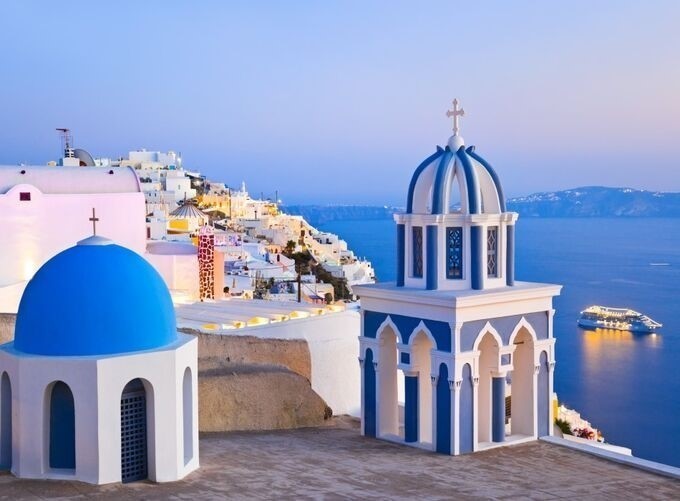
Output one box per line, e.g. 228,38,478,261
0,234,198,484
355,100,561,454
0,165,146,313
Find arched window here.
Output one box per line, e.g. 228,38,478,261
49,381,75,470
0,372,11,469
182,368,193,465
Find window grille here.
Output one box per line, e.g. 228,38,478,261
446,227,463,279
487,226,498,277
412,226,423,278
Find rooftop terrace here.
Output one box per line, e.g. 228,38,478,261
1,419,678,499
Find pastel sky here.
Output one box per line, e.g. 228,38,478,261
1,1,679,204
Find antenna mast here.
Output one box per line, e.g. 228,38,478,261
56,128,75,159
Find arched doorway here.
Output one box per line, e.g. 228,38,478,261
182,368,193,465
377,326,400,438
121,379,149,483
477,332,500,444
49,381,75,470
510,328,536,437
410,331,433,445
0,372,11,469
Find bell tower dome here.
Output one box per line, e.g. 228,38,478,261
395,99,517,291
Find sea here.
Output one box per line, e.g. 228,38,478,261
319,217,680,467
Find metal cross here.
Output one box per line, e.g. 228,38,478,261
89,208,99,235
446,98,465,135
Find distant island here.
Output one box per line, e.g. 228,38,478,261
283,186,680,225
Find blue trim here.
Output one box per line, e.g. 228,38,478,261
396,224,405,287
455,148,481,214
406,148,445,213
363,311,452,352
426,225,438,290
492,377,506,443
436,363,451,454
459,364,474,453
466,147,506,212
538,351,549,437
364,349,377,437
470,226,483,290
430,150,454,214
404,375,418,443
49,382,76,469
506,225,515,286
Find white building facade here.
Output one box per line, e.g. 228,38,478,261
355,101,561,455
0,165,146,313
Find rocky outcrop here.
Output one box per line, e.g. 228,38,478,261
198,358,330,432
182,329,332,431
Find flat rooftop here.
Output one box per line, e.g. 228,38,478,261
175,298,347,331
1,419,678,499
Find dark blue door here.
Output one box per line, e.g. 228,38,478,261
436,363,451,454
49,381,75,469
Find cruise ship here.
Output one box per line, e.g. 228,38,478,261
578,305,662,333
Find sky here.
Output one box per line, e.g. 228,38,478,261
1,1,679,205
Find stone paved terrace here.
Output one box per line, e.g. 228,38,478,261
0,419,678,500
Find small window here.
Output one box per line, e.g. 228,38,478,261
487,226,498,277
412,226,423,278
446,227,463,279
19,192,31,201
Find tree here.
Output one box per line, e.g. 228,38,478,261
284,240,296,256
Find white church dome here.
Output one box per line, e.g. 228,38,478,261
406,143,506,215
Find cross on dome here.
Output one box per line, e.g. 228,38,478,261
446,98,465,136
89,208,99,236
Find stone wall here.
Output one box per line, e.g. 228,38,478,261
0,313,15,344
186,329,311,381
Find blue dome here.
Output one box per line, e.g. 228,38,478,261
14,237,177,356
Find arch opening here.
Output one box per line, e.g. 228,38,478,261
0,373,11,470
411,331,433,444
377,326,401,439
363,349,377,437
48,381,75,470
121,378,150,483
477,332,500,444
182,368,193,465
509,328,536,437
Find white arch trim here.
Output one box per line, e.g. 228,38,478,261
471,321,503,352
508,317,538,346
376,316,401,344
408,320,437,349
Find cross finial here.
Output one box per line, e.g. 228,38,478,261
89,208,99,236
446,98,465,136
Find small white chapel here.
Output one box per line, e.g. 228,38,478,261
355,100,561,455
0,219,198,484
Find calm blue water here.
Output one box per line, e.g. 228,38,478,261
321,217,680,467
